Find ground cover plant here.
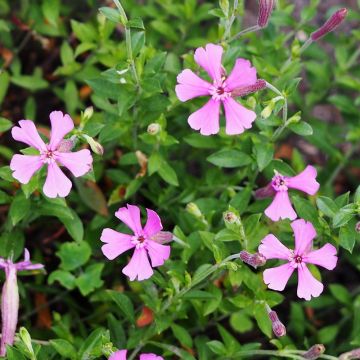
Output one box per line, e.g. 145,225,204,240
0,0,360,359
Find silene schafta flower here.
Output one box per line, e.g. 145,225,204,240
110,350,163,360
256,165,320,221
175,43,266,136
10,111,93,198
101,204,171,281
259,219,337,300
0,250,44,356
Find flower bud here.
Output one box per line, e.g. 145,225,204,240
83,134,104,155
257,0,275,28
302,344,326,360
151,231,173,244
339,348,360,360
231,79,267,98
255,183,276,199
186,203,202,218
223,211,238,224
355,221,360,233
147,123,161,135
261,103,274,119
83,106,94,120
268,310,286,337
240,251,266,269
311,8,348,41
57,138,75,152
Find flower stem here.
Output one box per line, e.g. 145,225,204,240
229,25,260,42
222,0,239,41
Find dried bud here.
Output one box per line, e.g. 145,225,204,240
223,211,238,224
355,221,360,233
268,310,286,337
186,203,202,218
231,79,267,97
311,8,348,41
257,0,275,28
339,348,360,360
240,251,266,269
147,123,161,135
302,344,326,360
151,231,173,244
57,139,75,152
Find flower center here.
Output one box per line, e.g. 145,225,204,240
271,174,288,192
294,255,302,263
41,149,58,164
131,234,148,249
210,80,231,101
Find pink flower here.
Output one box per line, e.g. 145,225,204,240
101,204,171,281
109,350,163,360
259,219,338,300
257,165,320,221
175,43,264,136
10,111,93,198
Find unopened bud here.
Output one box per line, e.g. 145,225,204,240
83,134,104,155
239,251,266,269
232,79,267,97
311,8,348,41
57,139,75,152
339,348,360,360
186,203,202,218
355,221,360,233
147,123,161,135
255,183,275,199
83,106,94,120
302,344,326,360
223,211,238,224
151,231,173,244
257,0,275,28
261,103,274,119
268,310,286,337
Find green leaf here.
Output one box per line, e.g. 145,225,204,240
171,324,193,348
0,117,12,132
339,225,357,253
50,339,77,359
329,284,351,305
60,209,84,242
107,290,135,324
57,241,92,271
78,328,107,360
316,196,338,218
254,142,274,171
333,204,356,228
288,121,313,136
184,133,219,149
207,340,227,355
207,150,252,168
48,270,76,290
253,303,272,338
9,192,31,226
42,0,60,26
75,263,104,296
127,17,145,29
183,290,215,300
230,312,253,333
158,161,179,186
0,71,10,105
99,7,121,23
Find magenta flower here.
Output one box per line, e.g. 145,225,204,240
0,250,44,356
256,165,320,221
10,111,93,198
109,350,163,360
259,219,337,300
175,43,263,136
101,204,171,281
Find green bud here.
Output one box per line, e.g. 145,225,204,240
246,96,257,110
147,123,161,135
186,203,202,218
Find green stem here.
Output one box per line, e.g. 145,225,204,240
222,0,239,41
228,25,260,42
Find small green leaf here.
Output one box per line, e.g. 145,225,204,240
107,290,135,324
207,150,252,168
288,121,313,136
316,196,339,218
50,339,77,359
171,324,193,348
0,117,12,132
48,270,76,290
75,263,104,296
255,142,274,171
99,7,121,23
9,192,31,226
57,241,92,271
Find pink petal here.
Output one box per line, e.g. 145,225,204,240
10,154,43,184
43,162,72,198
56,149,93,177
222,97,256,135
109,350,127,360
263,263,294,291
264,191,297,221
11,120,47,152
194,43,223,82
140,354,164,360
297,264,323,300
303,243,338,270
48,111,74,151
100,228,134,260
188,99,220,135
175,69,212,102
292,219,317,256
115,204,143,235
258,234,292,260
225,58,257,91
286,165,320,195
143,209,163,237
122,248,154,281
146,240,170,267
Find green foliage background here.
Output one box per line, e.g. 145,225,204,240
0,0,360,358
